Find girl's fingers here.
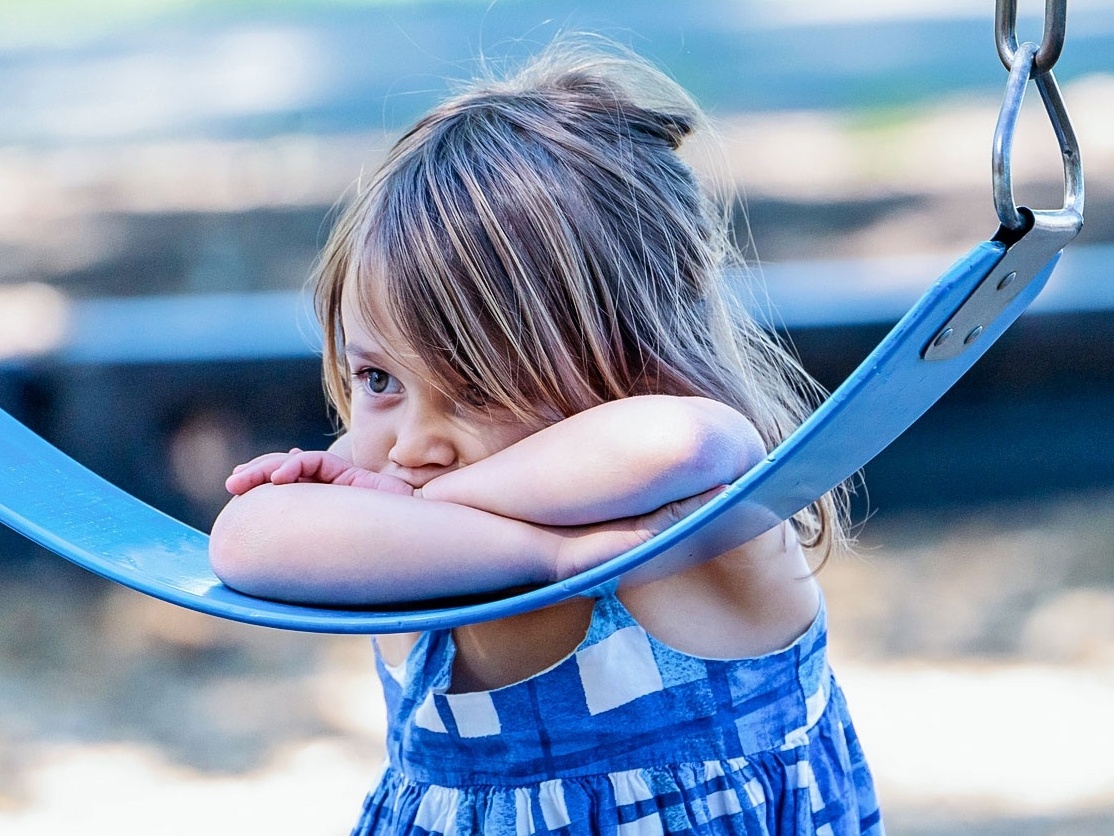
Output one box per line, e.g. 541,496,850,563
225,467,271,495
225,450,411,495
227,451,353,492
226,452,300,493
346,469,415,495
552,486,731,580
637,485,729,541
231,451,295,474
268,457,306,485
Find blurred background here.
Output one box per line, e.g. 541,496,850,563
1,0,1112,832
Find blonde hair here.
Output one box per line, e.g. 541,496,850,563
314,40,846,553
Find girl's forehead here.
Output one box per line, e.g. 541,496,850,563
340,277,421,365
340,275,388,337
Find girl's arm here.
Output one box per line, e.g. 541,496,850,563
211,483,547,603
421,395,763,526
210,395,753,604
209,479,716,605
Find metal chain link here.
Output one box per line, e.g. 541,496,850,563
991,0,1082,230
996,0,1068,75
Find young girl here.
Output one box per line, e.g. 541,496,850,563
210,41,883,835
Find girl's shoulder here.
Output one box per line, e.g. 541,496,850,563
618,521,821,659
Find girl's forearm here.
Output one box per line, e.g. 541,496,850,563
209,482,559,604
420,396,763,526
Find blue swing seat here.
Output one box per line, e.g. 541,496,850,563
0,207,1081,633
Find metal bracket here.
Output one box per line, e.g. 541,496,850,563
923,209,1082,361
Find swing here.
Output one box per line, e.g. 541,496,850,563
0,7,1085,634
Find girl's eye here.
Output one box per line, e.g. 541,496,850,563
357,368,399,395
461,384,487,408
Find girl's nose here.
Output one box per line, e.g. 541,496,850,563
388,405,457,471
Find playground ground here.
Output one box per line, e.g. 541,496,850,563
1,487,1113,835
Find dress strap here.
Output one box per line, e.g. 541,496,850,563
580,577,619,599
581,586,641,647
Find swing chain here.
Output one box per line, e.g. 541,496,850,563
995,0,1067,76
926,2,1083,362
992,0,1083,231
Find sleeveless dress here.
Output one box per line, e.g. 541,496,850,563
352,590,883,835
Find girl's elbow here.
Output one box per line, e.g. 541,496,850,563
697,418,766,484
209,500,269,593
651,398,764,484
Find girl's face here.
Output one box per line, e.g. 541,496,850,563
340,283,534,489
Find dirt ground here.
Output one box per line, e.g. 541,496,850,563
1,489,1113,835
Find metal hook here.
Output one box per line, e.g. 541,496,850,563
992,41,1084,231
996,0,1067,75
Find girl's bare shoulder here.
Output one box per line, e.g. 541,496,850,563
618,522,821,660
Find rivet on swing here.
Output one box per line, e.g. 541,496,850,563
997,271,1017,290
964,325,984,344
933,328,954,347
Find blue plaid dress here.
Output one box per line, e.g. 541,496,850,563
352,590,883,834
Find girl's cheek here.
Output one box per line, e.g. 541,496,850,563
347,427,392,471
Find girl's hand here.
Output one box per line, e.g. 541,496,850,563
225,449,414,496
547,485,727,581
